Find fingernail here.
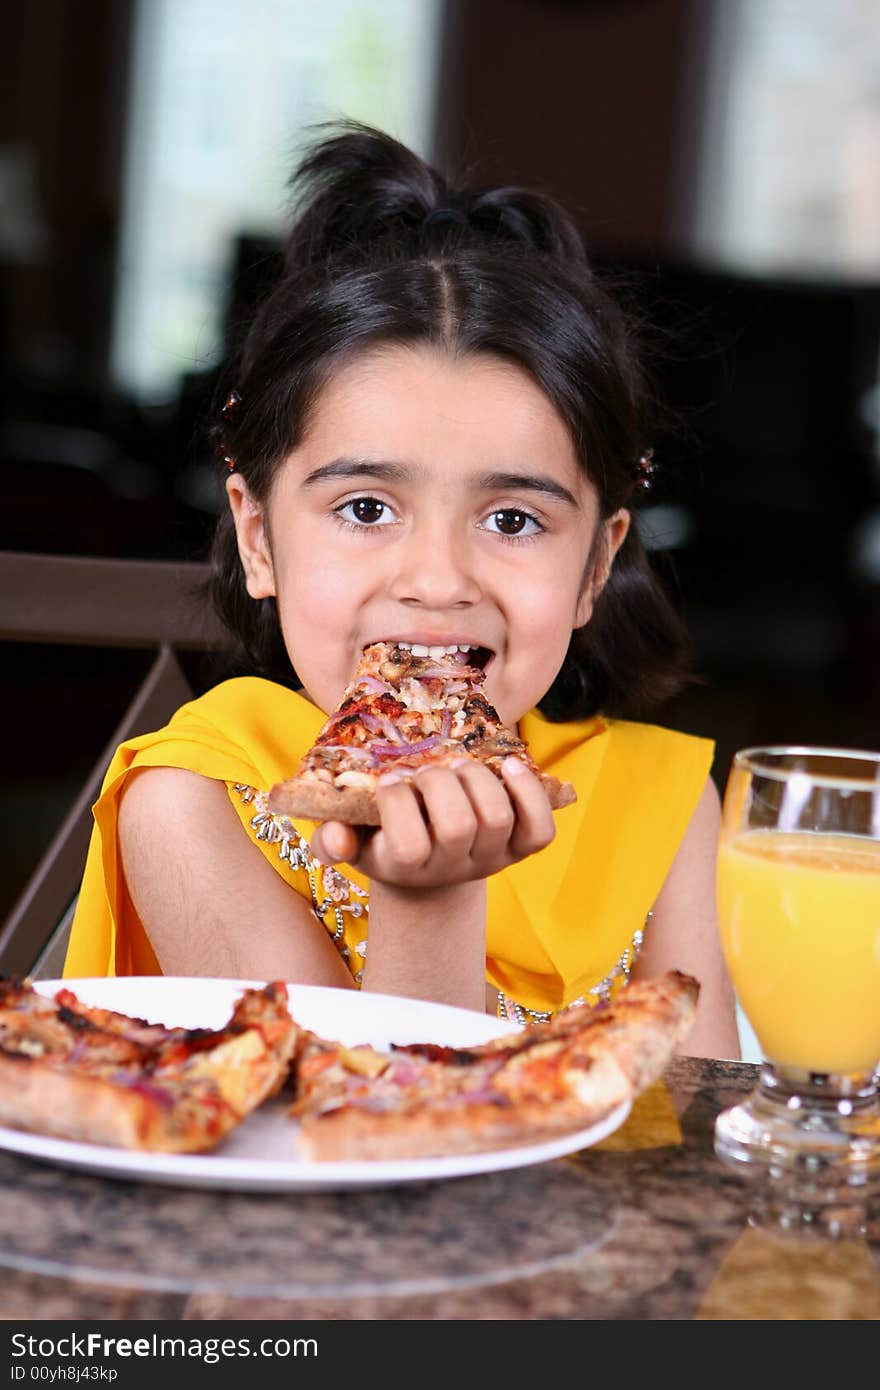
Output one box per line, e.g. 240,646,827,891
377,771,404,787
502,756,527,776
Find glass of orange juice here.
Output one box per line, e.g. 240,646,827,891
715,747,880,1181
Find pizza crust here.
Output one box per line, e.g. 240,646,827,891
0,1051,233,1152
268,776,384,826
296,1079,626,1163
268,766,576,825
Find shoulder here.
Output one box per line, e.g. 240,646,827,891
601,717,714,764
118,764,228,841
600,718,715,794
168,676,306,735
522,708,714,785
598,719,717,836
112,678,327,790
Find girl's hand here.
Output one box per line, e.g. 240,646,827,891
309,757,556,889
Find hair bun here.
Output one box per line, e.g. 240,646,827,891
283,121,588,272
284,122,445,270
467,185,588,266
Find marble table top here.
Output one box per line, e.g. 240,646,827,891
0,1056,877,1320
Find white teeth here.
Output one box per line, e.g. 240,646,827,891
394,641,475,658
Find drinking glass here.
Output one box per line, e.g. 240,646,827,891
714,747,880,1185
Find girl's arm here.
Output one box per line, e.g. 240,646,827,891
362,880,487,1012
117,767,357,984
631,776,741,1059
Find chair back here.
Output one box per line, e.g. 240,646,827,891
0,551,234,976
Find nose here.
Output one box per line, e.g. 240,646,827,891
389,518,481,609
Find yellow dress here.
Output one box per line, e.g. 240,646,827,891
65,677,713,1016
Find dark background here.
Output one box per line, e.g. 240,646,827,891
2,0,879,926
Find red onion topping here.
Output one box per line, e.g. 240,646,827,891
356,675,393,694
385,1061,429,1087
111,1073,175,1108
370,736,441,760
358,712,385,735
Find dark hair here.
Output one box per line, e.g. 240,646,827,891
209,122,692,720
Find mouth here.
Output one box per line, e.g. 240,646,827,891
368,639,494,671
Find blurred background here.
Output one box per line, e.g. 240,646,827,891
2,0,879,940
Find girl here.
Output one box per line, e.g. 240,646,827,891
66,125,739,1058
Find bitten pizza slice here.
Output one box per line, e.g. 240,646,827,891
0,978,300,1153
267,640,576,825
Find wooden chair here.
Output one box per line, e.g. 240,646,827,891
0,551,234,978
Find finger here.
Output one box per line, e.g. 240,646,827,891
447,758,516,854
499,757,556,857
412,764,479,856
310,820,362,865
372,773,433,869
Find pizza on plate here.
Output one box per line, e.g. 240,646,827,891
0,971,697,1163
267,641,576,825
290,971,699,1161
0,978,299,1153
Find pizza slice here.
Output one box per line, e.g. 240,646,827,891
267,640,576,825
291,971,699,1162
0,978,300,1153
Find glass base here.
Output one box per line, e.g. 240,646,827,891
715,1063,880,1189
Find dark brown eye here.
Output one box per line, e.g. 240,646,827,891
493,509,529,535
351,498,385,523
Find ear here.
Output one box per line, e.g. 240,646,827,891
574,508,630,629
225,474,276,599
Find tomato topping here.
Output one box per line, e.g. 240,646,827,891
317,694,407,746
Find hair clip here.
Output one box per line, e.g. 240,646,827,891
220,388,242,424
634,448,657,492
425,205,468,229
214,442,237,473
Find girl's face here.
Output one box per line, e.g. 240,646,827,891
228,345,629,726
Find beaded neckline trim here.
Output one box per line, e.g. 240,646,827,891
495,912,652,1026
233,785,368,977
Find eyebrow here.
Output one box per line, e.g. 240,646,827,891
301,459,409,487
301,458,579,507
480,470,578,507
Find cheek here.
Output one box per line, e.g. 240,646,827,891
513,565,586,639
274,553,365,671
305,558,356,612
277,545,352,612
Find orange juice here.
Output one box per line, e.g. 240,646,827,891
717,830,880,1075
